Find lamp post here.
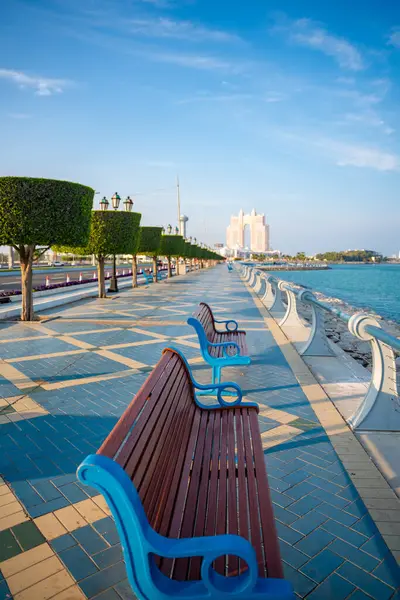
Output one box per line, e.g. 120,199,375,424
101,192,133,294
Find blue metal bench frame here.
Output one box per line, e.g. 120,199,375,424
77,347,293,600
187,305,251,388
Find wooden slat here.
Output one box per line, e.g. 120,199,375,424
215,410,228,575
98,352,174,459
249,410,284,579
227,410,239,576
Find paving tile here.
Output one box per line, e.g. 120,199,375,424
361,535,390,559
11,520,45,551
7,554,64,595
310,487,351,510
291,511,329,536
79,560,127,598
113,578,137,600
92,589,122,600
283,562,317,597
330,539,380,572
285,481,317,500
322,520,368,548
92,544,123,569
0,542,53,577
276,521,304,545
54,506,87,531
59,544,98,581
59,483,89,504
338,562,394,599
372,553,400,589
50,533,78,553
13,568,75,600
289,495,323,516
295,528,335,557
306,573,355,600
273,504,299,526
28,496,71,518
0,529,21,561
300,549,344,583
0,579,11,600
72,524,108,555
279,539,309,569
316,502,359,527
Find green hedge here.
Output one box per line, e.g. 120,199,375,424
57,210,141,257
159,235,184,257
138,226,162,256
0,177,94,247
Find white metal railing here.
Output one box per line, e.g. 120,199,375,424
237,264,400,432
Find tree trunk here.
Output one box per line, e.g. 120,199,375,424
152,256,158,283
20,245,34,321
167,256,172,278
98,256,106,298
132,255,138,288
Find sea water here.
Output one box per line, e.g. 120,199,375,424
265,264,400,324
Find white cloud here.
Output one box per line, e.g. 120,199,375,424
316,138,399,171
0,69,72,96
275,18,364,71
388,28,400,48
127,17,239,42
144,51,241,72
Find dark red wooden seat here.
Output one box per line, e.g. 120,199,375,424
98,348,283,582
191,302,248,358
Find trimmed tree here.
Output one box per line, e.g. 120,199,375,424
0,177,94,321
57,210,141,298
137,227,163,283
159,235,184,277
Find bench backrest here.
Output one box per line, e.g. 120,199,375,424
191,302,215,342
98,348,199,534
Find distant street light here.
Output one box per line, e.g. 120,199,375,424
167,224,172,234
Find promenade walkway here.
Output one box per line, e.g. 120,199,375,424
0,266,399,599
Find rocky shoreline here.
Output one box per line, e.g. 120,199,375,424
293,289,400,372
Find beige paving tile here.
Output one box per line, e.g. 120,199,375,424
0,492,16,507
42,368,138,391
73,498,107,523
14,569,75,600
92,495,111,516
363,498,400,510
0,499,23,518
57,335,96,349
95,349,148,370
34,513,68,540
0,510,29,531
259,407,297,425
0,484,11,497
6,349,87,363
261,424,300,450
0,543,53,577
0,362,36,390
51,585,87,599
53,506,87,531
8,555,64,595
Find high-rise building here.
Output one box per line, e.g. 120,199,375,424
226,209,269,252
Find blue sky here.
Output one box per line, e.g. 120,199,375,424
1,0,400,255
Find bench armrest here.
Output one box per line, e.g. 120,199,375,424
208,340,241,357
157,534,258,596
214,318,238,332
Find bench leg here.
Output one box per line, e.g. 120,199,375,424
196,365,237,397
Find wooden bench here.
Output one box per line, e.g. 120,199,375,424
77,347,293,600
188,302,251,387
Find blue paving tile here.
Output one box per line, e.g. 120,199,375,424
0,579,11,600
28,496,70,518
275,521,304,545
79,561,127,598
283,563,317,597
330,539,380,572
289,495,323,516
322,520,368,548
307,476,344,494
92,544,123,569
301,549,344,583
285,481,317,500
372,553,400,589
292,511,329,536
114,578,137,600
310,487,351,510
59,483,89,503
273,504,299,526
92,589,122,600
10,481,43,508
270,489,293,508
350,591,374,600
316,502,358,527
338,562,394,599
361,535,390,560
306,573,355,600
283,468,310,486
50,533,77,553
73,525,108,555
279,540,309,569
59,545,98,581
295,528,335,557
352,514,379,537
93,518,120,546
338,485,360,502
344,498,368,519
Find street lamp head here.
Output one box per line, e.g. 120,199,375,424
123,196,133,212
100,196,109,211
194,237,197,244
175,226,179,235
167,224,172,234
189,236,192,243
111,192,121,210
161,227,165,234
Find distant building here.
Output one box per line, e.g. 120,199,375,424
226,209,270,257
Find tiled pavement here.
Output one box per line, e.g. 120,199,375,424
0,267,399,600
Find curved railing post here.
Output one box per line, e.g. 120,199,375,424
298,290,335,357
268,278,286,319
254,272,263,294
245,267,253,283
261,275,274,308
279,282,306,330
347,314,400,431
248,269,257,287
